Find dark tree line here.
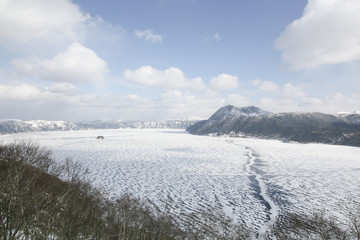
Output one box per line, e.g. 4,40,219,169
271,209,360,240
0,142,359,239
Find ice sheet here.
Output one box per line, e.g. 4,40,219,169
1,129,359,233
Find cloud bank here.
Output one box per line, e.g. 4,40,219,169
124,66,205,90
12,42,108,83
275,0,360,70
0,0,89,46
210,74,238,91
251,79,278,91
282,83,305,98
1,0,359,121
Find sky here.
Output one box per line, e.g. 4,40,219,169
0,0,360,121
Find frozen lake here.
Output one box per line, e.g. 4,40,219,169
1,129,360,232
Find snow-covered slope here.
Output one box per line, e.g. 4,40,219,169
188,106,360,147
25,120,79,131
336,112,360,125
0,120,34,133
208,105,271,121
0,119,79,134
78,119,197,130
0,119,199,134
1,129,359,236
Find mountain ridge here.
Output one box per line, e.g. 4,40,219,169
2,105,360,147
187,105,360,147
0,119,198,134
208,105,271,121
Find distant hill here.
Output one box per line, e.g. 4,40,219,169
77,119,197,130
0,119,198,134
187,105,360,147
0,120,80,134
208,105,271,121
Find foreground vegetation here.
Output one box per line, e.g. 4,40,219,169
0,142,359,239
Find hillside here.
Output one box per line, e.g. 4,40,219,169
0,119,198,134
0,142,186,239
187,105,360,147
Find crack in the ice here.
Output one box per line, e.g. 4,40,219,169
245,147,279,239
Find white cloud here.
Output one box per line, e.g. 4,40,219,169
259,93,360,114
202,32,222,43
46,82,80,95
326,92,360,112
161,90,183,99
214,32,221,41
2,82,358,121
251,79,278,91
0,0,89,45
12,42,108,83
0,83,224,121
124,66,205,90
0,0,125,55
283,83,306,98
301,97,323,107
0,83,81,102
155,90,226,119
11,56,42,77
210,73,238,91
225,94,250,106
275,0,360,70
0,84,41,101
259,97,299,113
134,29,164,43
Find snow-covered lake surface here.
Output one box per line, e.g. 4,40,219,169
1,129,360,233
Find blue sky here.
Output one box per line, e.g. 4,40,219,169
0,0,359,121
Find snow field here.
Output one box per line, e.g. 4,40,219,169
1,129,360,234
240,138,360,221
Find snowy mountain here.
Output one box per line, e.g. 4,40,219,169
336,112,360,125
77,119,197,130
0,120,34,134
187,106,360,147
208,105,271,121
77,120,125,129
0,120,80,134
25,120,79,131
0,119,199,134
126,120,197,129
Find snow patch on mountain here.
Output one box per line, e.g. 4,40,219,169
336,111,360,115
336,112,360,125
25,120,78,131
0,119,199,134
188,105,360,147
209,105,271,121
